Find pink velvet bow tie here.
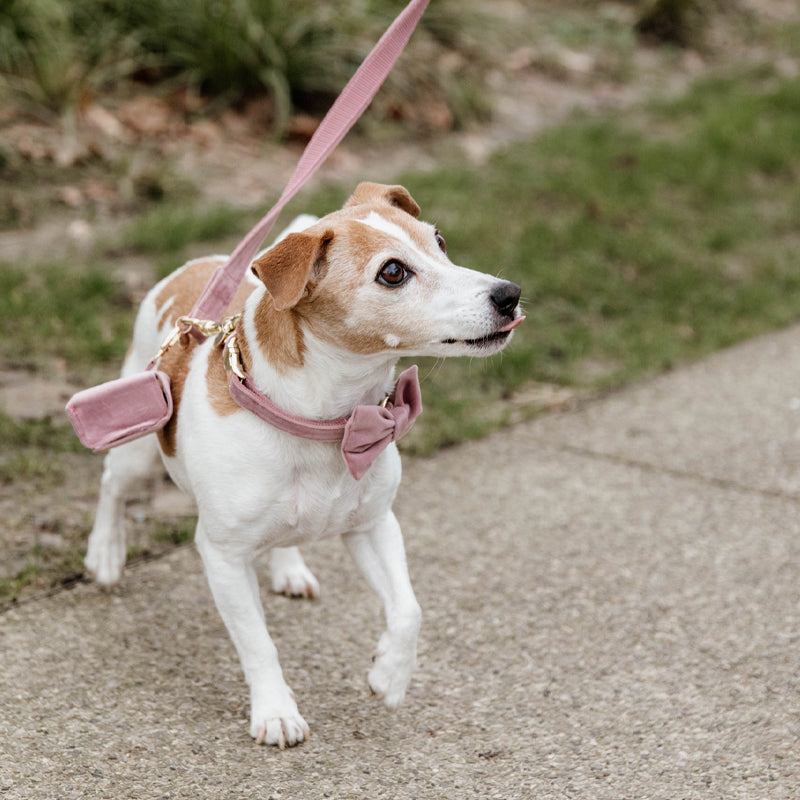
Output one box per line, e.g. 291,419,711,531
341,366,423,479
228,366,422,480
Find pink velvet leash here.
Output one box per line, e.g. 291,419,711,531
189,0,431,324
189,1,430,479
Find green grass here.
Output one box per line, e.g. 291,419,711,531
123,203,249,258
151,517,197,546
0,412,83,451
0,562,46,605
0,414,82,485
0,259,135,369
0,545,86,606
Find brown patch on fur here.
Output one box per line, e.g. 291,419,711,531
247,230,337,372
299,217,434,355
157,339,194,458
253,296,306,373
207,342,239,417
236,321,253,373
346,182,420,218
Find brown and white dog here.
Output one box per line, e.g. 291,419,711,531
85,182,522,748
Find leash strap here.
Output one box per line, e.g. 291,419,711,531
188,0,431,325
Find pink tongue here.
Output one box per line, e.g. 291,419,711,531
499,316,525,333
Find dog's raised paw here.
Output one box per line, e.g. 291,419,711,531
84,539,125,586
367,633,416,710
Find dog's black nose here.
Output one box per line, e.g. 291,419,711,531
490,281,521,318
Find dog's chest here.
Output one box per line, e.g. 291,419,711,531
245,455,388,547
166,344,400,547
276,473,359,539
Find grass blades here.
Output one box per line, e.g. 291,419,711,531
0,259,135,369
122,203,249,257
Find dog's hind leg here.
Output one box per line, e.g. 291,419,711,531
269,546,320,598
195,523,310,748
85,434,159,585
344,510,422,709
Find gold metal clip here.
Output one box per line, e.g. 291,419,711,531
154,325,182,362
213,314,241,347
223,335,247,380
177,316,222,339
153,314,243,367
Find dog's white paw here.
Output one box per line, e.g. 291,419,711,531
250,690,310,748
271,565,319,599
367,631,416,710
270,553,320,599
84,535,125,586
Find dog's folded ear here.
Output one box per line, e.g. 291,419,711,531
251,230,334,311
346,182,420,218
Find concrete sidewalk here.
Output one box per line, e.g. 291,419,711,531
2,325,800,799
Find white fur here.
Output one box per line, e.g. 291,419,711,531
84,187,521,748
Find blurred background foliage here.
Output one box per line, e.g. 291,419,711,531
0,0,494,131
0,0,723,130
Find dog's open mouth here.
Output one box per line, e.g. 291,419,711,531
441,330,511,347
441,316,525,348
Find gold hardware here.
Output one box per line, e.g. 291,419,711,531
154,325,182,362
177,316,222,339
213,314,241,347
379,394,390,409
223,335,247,380
154,314,241,364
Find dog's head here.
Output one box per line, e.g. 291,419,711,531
250,182,523,359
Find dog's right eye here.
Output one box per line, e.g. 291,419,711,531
376,260,410,287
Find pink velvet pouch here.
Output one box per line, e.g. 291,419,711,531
65,370,173,451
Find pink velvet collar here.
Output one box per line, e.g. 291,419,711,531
228,365,423,480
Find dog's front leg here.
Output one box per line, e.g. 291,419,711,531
344,511,422,709
195,524,309,748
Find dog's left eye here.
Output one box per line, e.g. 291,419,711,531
435,230,447,253
376,260,410,287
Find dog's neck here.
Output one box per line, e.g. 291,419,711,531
240,293,399,421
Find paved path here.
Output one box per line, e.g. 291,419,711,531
2,325,800,799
